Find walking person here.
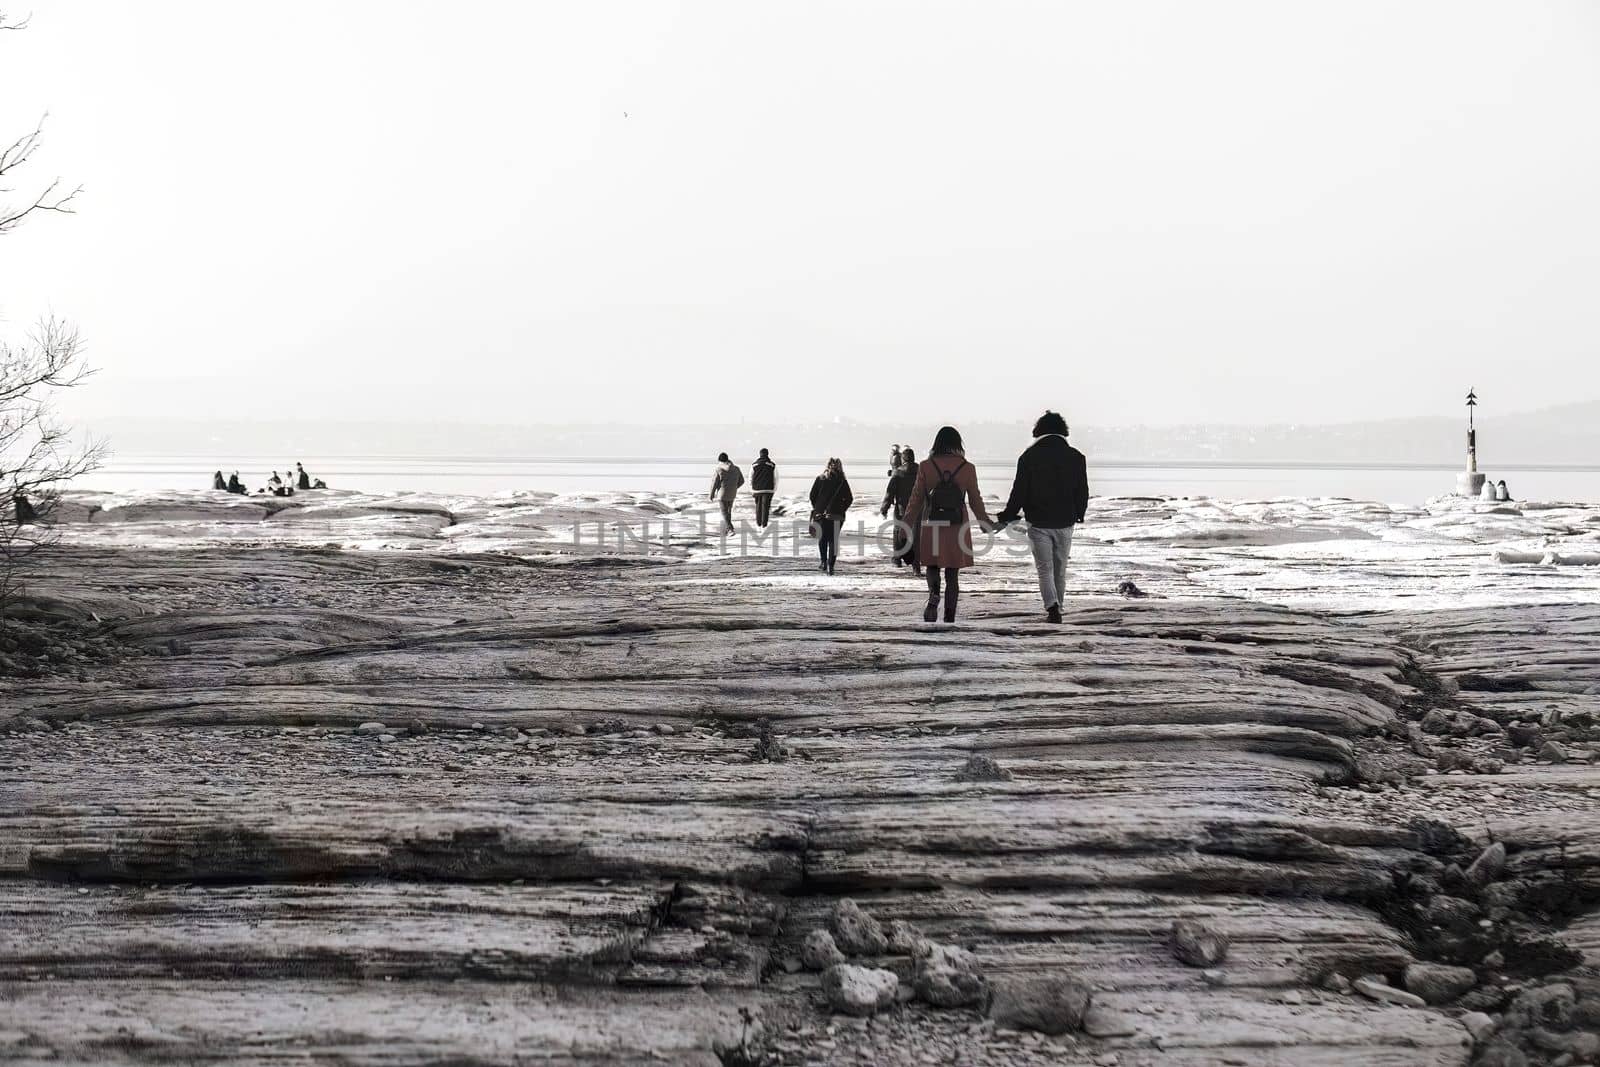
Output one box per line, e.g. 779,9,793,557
902,427,996,623
751,448,777,528
809,458,854,575
709,452,744,533
996,411,1089,624
880,447,920,575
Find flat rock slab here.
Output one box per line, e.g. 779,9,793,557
10,505,1599,1065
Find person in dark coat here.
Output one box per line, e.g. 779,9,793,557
809,458,854,576
996,410,1090,624
13,493,38,524
295,463,312,491
902,427,996,623
227,471,246,494
880,447,920,575
750,448,777,528
212,470,227,491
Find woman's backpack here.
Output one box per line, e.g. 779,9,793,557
927,461,966,523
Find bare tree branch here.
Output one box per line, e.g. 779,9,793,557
1,13,101,618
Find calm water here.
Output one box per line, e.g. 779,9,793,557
77,455,1600,505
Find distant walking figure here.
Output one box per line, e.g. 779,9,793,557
212,470,227,491
809,458,854,575
751,449,777,528
903,427,995,623
709,452,744,533
1496,479,1512,502
296,463,312,491
997,411,1090,624
880,446,920,575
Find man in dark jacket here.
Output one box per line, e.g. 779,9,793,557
750,449,776,528
997,411,1089,623
879,447,920,574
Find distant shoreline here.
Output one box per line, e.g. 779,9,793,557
83,455,1600,473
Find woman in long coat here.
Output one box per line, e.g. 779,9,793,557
901,426,995,623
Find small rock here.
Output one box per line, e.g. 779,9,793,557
954,755,1011,782
378,733,396,743
987,973,1092,1035
1506,721,1542,748
885,919,927,955
1482,950,1505,969
1474,1039,1529,1067
829,899,889,956
1420,708,1454,735
1460,1011,1497,1041
653,723,675,735
1280,990,1303,1005
1403,962,1477,1004
1465,841,1507,888
355,722,386,734
407,720,428,735
821,964,898,1017
1422,894,1480,930
1536,740,1568,763
912,942,987,1008
800,929,846,971
1169,919,1229,967
1322,972,1352,994
1353,974,1426,1008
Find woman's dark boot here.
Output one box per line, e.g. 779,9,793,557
923,596,939,622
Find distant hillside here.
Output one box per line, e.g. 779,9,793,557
79,400,1600,467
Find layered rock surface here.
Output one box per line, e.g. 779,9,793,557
2,491,1598,1065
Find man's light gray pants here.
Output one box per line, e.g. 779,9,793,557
1027,525,1074,609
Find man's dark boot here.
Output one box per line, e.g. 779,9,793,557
1047,603,1062,624
923,596,939,623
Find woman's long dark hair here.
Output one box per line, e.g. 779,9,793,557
823,457,845,478
930,426,963,456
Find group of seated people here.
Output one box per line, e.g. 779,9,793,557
212,462,326,497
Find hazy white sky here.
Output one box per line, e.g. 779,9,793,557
2,1,1597,428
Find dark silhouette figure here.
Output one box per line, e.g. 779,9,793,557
296,463,312,490
997,410,1090,624
880,446,920,575
709,452,744,533
809,458,854,576
212,470,227,491
751,448,776,528
13,493,38,524
1496,479,1512,502
903,426,995,623
227,471,246,494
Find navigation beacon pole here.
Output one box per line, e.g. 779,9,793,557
1456,388,1486,497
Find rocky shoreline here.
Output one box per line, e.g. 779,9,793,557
2,491,1597,1065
